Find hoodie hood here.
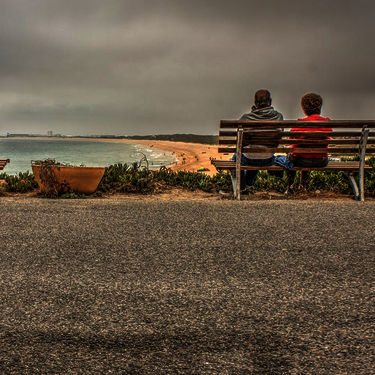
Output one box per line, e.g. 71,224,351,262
240,106,283,121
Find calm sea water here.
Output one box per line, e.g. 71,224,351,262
0,139,176,175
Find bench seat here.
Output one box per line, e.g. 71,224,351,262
211,160,371,171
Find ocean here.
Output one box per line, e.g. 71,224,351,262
0,138,176,175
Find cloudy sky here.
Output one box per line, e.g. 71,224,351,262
0,0,374,135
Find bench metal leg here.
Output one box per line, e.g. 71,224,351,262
230,170,236,198
234,128,244,200
345,172,360,200
359,127,370,202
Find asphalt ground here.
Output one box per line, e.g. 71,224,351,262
0,197,374,374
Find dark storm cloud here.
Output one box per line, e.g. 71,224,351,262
0,0,374,135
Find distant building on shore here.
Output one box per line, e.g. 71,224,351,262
7,133,35,137
6,132,64,138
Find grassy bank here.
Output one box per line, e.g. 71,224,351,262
1,157,375,197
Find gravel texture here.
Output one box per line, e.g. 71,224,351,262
0,197,374,374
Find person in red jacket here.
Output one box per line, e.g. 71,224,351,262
286,93,332,192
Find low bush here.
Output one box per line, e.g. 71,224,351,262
245,170,363,195
98,163,156,194
249,172,287,194
0,171,38,193
97,164,232,194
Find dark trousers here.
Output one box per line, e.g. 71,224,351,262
231,154,283,190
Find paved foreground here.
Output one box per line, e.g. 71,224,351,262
0,198,374,374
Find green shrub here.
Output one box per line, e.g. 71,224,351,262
307,171,352,193
0,171,38,193
97,164,233,194
211,170,232,192
249,171,287,193
98,163,156,194
364,157,375,194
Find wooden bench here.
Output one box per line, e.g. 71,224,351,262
0,159,10,171
211,120,375,201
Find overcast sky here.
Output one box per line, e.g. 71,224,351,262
0,0,374,135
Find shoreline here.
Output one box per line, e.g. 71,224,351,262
99,139,222,176
4,137,223,176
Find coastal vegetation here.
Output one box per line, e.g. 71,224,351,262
0,171,38,193
0,157,375,197
98,163,231,194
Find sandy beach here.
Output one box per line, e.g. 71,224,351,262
88,138,223,176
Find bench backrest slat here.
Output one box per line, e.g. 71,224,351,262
218,147,375,154
220,120,375,129
219,139,375,145
220,131,375,137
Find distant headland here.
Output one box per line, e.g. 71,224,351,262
3,132,218,145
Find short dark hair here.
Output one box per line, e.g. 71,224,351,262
254,89,271,108
301,93,323,115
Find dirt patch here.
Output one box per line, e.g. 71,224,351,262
92,187,374,202
1,187,373,202
103,188,220,201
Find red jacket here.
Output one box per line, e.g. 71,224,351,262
291,114,332,158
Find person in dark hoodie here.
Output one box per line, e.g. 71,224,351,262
231,89,284,193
